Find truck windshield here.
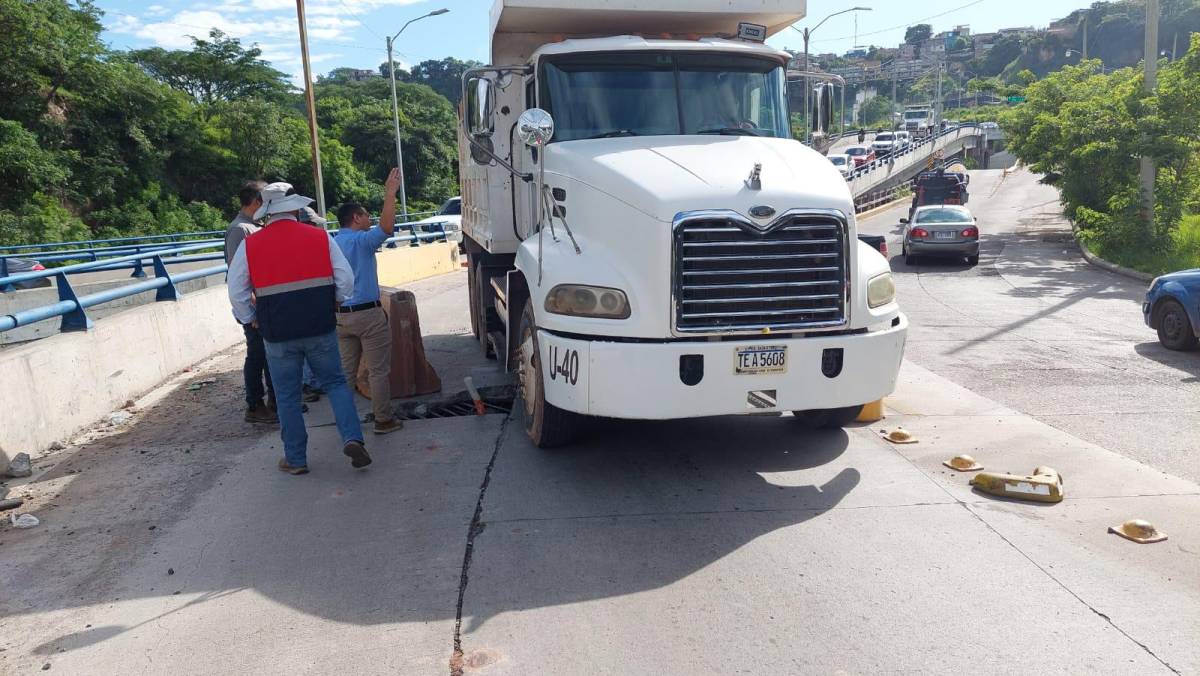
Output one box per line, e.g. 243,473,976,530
904,111,928,120
541,52,789,142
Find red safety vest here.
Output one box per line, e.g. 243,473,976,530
244,219,336,342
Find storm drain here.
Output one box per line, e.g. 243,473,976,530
396,400,512,420
392,385,516,420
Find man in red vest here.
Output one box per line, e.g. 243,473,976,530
227,183,371,474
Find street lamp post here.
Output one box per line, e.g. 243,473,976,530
386,8,448,222
1140,0,1159,237
791,7,871,142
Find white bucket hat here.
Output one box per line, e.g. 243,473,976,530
253,182,314,221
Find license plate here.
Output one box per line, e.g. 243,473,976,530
735,345,787,375
934,230,955,240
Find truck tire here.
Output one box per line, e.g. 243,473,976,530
517,299,578,448
1156,299,1199,351
792,405,864,429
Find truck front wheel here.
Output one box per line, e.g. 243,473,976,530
792,405,864,429
517,299,578,448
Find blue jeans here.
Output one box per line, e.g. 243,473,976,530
241,321,273,406
263,330,364,467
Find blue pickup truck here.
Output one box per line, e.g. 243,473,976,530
1144,269,1200,350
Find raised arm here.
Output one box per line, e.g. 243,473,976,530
377,167,403,237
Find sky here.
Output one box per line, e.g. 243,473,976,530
96,0,1083,83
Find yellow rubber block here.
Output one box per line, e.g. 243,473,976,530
970,466,1064,503
857,399,885,422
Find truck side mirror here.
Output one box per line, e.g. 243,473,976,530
810,83,833,135
465,77,495,138
517,108,555,147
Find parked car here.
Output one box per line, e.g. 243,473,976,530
1143,269,1200,350
827,153,852,177
413,196,462,243
1,258,51,289
845,145,875,167
871,132,898,156
900,205,979,265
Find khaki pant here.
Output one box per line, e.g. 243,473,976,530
335,306,394,424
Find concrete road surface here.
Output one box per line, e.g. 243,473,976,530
1,171,1197,675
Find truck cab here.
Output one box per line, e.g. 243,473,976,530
460,0,907,447
903,106,933,137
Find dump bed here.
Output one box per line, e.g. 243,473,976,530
490,0,806,62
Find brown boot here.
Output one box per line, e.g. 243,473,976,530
277,458,309,475
245,401,279,424
373,419,404,435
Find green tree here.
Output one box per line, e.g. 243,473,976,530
407,57,484,106
130,30,293,114
905,24,932,46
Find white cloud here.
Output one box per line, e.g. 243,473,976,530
145,5,169,17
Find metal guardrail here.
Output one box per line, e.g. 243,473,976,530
0,229,450,334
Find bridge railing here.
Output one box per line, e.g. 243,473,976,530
0,229,450,333
845,124,982,199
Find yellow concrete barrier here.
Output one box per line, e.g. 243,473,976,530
375,241,460,287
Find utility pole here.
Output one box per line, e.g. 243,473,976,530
935,56,943,128
891,61,898,130
1082,14,1088,60
1141,0,1159,237
295,0,325,217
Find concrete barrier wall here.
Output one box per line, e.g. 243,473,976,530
0,286,242,466
1,274,221,345
375,241,460,287
0,242,462,466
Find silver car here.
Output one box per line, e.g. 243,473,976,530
901,205,980,265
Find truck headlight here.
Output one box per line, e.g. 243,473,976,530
867,272,896,308
545,284,630,319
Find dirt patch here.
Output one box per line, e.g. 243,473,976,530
0,344,274,657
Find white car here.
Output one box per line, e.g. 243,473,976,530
414,196,462,243
871,132,898,156
895,131,912,148
827,153,852,177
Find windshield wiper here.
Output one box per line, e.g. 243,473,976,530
584,129,640,139
696,127,763,137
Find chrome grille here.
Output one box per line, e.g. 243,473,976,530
673,210,848,333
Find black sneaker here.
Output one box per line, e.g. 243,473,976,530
302,385,322,403
342,440,372,469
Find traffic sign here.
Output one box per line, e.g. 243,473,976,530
1008,95,1026,103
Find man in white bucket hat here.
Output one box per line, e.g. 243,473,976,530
227,182,372,474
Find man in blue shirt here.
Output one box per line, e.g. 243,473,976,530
334,168,403,435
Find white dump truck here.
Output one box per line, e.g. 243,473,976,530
460,0,907,446
903,105,934,137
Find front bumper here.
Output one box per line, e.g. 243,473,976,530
538,314,908,419
907,240,980,257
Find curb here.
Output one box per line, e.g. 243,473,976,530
1069,223,1154,283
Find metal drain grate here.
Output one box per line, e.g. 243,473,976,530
395,400,511,420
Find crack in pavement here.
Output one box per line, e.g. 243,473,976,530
960,501,1182,675
449,413,511,676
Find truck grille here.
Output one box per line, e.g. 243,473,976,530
673,211,848,333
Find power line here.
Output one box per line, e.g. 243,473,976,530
334,0,385,41
811,0,988,43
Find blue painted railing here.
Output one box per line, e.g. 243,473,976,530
0,229,450,333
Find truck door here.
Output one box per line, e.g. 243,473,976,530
511,75,540,240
